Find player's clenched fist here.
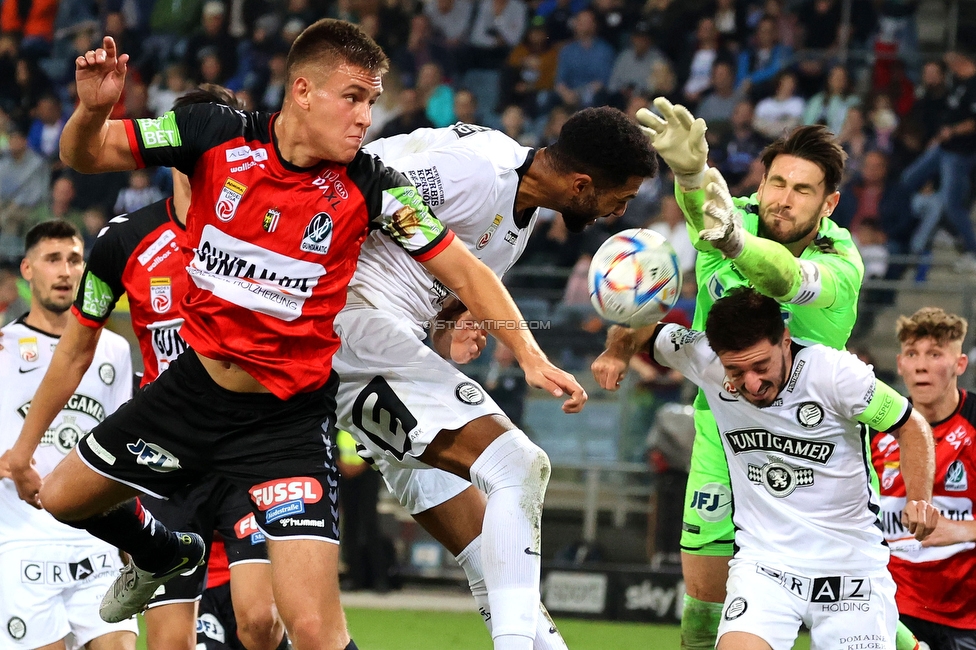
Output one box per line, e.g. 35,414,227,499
75,36,129,113
450,312,487,364
637,97,708,189
901,499,941,541
591,350,628,391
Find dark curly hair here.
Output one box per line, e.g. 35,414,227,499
760,124,847,195
705,287,785,354
545,107,658,187
287,18,388,82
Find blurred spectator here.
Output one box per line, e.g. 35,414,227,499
648,194,696,276
0,125,49,237
423,0,474,51
144,0,206,75
897,50,976,272
183,1,239,84
675,16,732,107
0,107,11,152
467,0,528,70
484,342,527,427
538,0,585,44
416,62,455,127
794,0,843,96
29,175,83,229
760,0,797,49
5,56,53,124
706,0,748,49
647,58,679,103
499,104,537,146
873,56,915,118
867,92,899,151
852,217,889,280
0,264,27,323
710,100,769,192
26,93,64,164
833,150,908,244
538,104,570,146
500,19,559,118
904,60,948,147
753,71,805,139
645,403,694,567
148,64,191,116
607,21,666,107
377,88,435,139
554,8,615,108
803,64,859,135
114,170,165,216
253,47,287,111
696,59,740,127
392,13,454,88
453,88,480,124
0,0,57,58
836,105,877,181
639,0,695,64
735,15,791,99
590,0,629,51
123,81,154,119
80,206,107,255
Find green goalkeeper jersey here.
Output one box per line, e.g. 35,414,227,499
675,187,864,410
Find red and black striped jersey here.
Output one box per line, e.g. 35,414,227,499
73,198,189,385
872,389,976,629
117,104,454,399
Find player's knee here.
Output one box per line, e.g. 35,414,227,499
38,478,88,522
235,601,282,650
471,431,551,497
282,611,347,650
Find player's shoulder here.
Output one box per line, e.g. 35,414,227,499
94,199,176,248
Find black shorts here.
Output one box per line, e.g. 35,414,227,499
145,475,268,605
901,614,976,650
196,582,244,650
77,349,341,541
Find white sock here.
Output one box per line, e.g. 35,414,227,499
455,536,569,650
469,431,551,649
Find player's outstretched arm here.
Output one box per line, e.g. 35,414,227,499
5,315,102,508
891,409,939,541
422,237,587,413
59,35,137,173
591,324,659,390
921,516,976,547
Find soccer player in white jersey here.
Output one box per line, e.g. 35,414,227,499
595,286,939,649
335,108,658,650
0,220,136,650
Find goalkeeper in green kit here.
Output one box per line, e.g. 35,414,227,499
593,99,921,650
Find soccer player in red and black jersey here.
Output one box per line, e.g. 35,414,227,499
6,86,287,650
7,19,585,650
872,307,976,650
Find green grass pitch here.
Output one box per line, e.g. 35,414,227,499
136,608,813,649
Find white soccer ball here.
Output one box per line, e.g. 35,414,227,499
587,228,682,327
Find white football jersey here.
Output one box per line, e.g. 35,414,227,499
355,124,537,325
0,317,132,550
652,324,911,574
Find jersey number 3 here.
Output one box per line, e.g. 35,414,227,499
352,376,417,461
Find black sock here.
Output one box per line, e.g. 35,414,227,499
345,640,358,650
62,498,180,573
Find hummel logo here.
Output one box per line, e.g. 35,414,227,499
524,548,542,556
18,367,39,373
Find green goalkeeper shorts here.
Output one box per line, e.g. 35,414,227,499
680,408,736,556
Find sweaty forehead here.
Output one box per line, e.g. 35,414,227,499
335,63,383,91
768,155,825,187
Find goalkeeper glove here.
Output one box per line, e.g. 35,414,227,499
637,97,708,190
700,167,745,258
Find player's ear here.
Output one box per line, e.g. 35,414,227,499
571,173,593,197
956,351,969,376
19,256,31,282
290,75,312,111
823,190,840,216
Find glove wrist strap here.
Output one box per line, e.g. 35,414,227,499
675,166,708,191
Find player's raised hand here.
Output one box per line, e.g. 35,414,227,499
451,312,487,364
637,98,708,188
521,358,588,413
591,350,628,391
75,36,129,113
902,499,941,541
700,167,745,258
2,450,43,509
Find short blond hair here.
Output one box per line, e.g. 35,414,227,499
896,307,968,347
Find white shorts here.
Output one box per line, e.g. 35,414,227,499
0,542,139,649
718,559,898,650
333,305,505,469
